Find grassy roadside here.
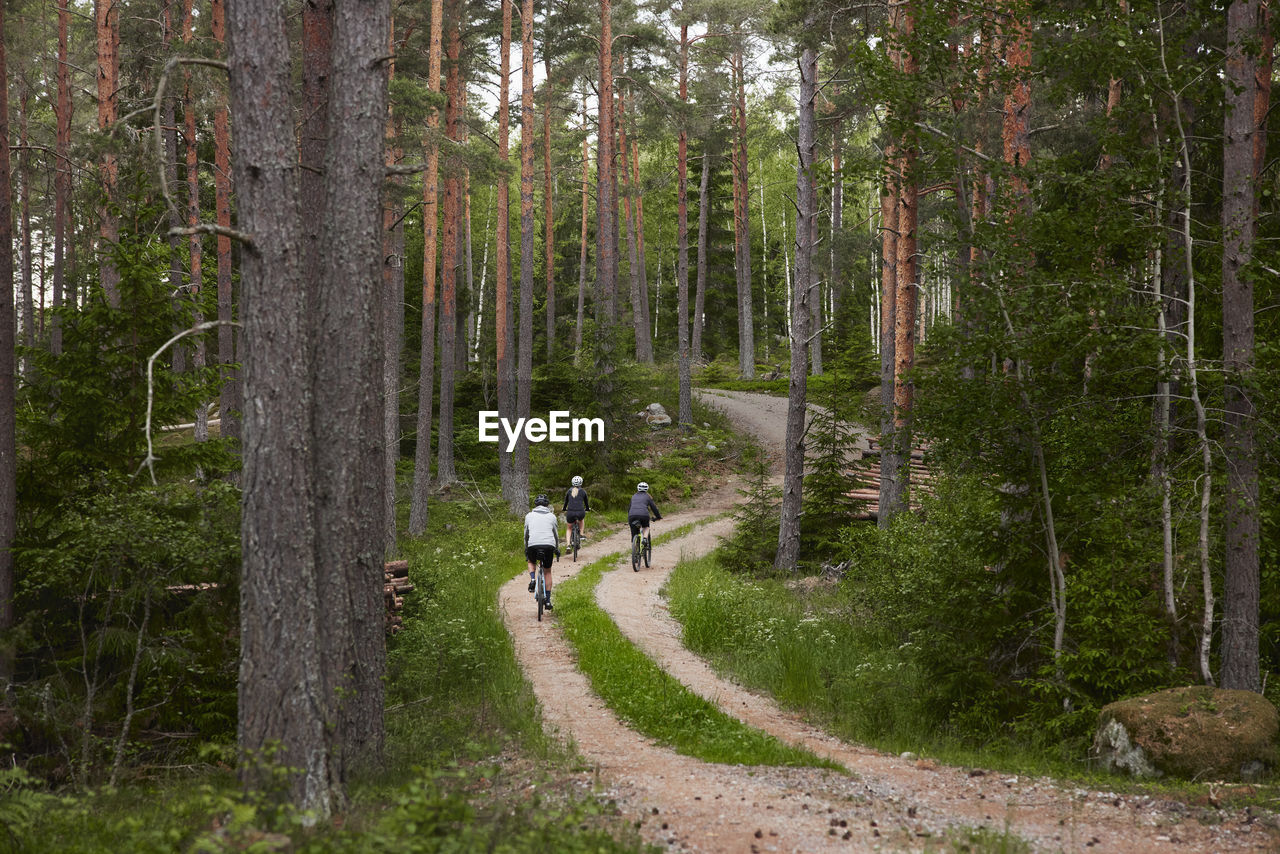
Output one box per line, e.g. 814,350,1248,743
664,552,1280,811
554,523,839,770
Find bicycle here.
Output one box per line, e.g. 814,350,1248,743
533,563,548,621
630,526,651,572
568,518,582,561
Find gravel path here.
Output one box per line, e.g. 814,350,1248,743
497,390,1278,853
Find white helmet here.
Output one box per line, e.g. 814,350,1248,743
637,482,649,492
572,475,583,487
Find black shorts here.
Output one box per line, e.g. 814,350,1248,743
525,545,555,569
628,516,650,537
565,511,586,524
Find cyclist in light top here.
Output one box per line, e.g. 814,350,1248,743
524,494,560,609
562,475,591,541
627,482,662,543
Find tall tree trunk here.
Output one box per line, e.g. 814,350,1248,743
18,88,34,366
776,45,816,572
437,4,463,488
515,0,536,503
676,23,692,425
227,0,331,812
619,87,650,362
410,0,442,536
54,0,71,355
733,53,755,378
880,0,918,524
575,94,589,365
830,89,843,332
383,34,405,555
164,0,184,372
312,0,391,781
693,149,710,363
496,0,519,507
183,0,209,443
96,0,121,308
592,0,618,459
633,137,651,350
1220,0,1263,692
0,0,15,680
212,0,239,447
877,168,898,529
544,50,556,360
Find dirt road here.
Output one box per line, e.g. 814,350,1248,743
497,390,1277,852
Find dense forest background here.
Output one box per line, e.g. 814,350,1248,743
1,0,1278,827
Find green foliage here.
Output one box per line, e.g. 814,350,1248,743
714,453,782,577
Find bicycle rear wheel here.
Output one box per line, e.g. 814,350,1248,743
536,571,545,621
631,534,641,572
571,523,580,561
643,535,651,568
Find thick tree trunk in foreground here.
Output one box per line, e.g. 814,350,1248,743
1220,0,1263,692
410,0,445,536
227,0,331,813
776,46,816,573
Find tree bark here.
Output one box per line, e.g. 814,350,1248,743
544,49,556,361
227,0,331,812
776,45,816,572
183,0,209,443
212,0,239,447
410,0,444,535
53,0,72,355
496,0,519,507
693,149,710,363
619,86,651,363
0,0,15,680
877,169,898,529
515,0,536,502
676,23,692,425
733,52,755,378
96,0,121,308
382,35,405,556
574,95,589,365
1220,0,1263,692
18,88,34,366
437,3,463,488
592,0,618,460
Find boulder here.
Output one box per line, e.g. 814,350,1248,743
1092,686,1278,781
643,402,672,427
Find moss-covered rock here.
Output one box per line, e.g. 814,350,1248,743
1092,686,1278,781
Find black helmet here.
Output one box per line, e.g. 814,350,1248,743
535,494,550,506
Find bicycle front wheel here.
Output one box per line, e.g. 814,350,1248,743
536,572,545,622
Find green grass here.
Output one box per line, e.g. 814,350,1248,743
663,553,1280,809
554,526,839,770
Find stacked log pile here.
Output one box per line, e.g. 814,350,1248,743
846,436,933,521
384,559,414,635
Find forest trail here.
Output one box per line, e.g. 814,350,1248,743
497,390,1277,853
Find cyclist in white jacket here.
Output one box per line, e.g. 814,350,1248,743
524,494,561,609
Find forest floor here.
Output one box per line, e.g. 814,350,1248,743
497,389,1280,853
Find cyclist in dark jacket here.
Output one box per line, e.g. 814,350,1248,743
563,475,591,540
627,482,661,541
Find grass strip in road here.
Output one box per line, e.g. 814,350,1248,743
554,525,839,770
